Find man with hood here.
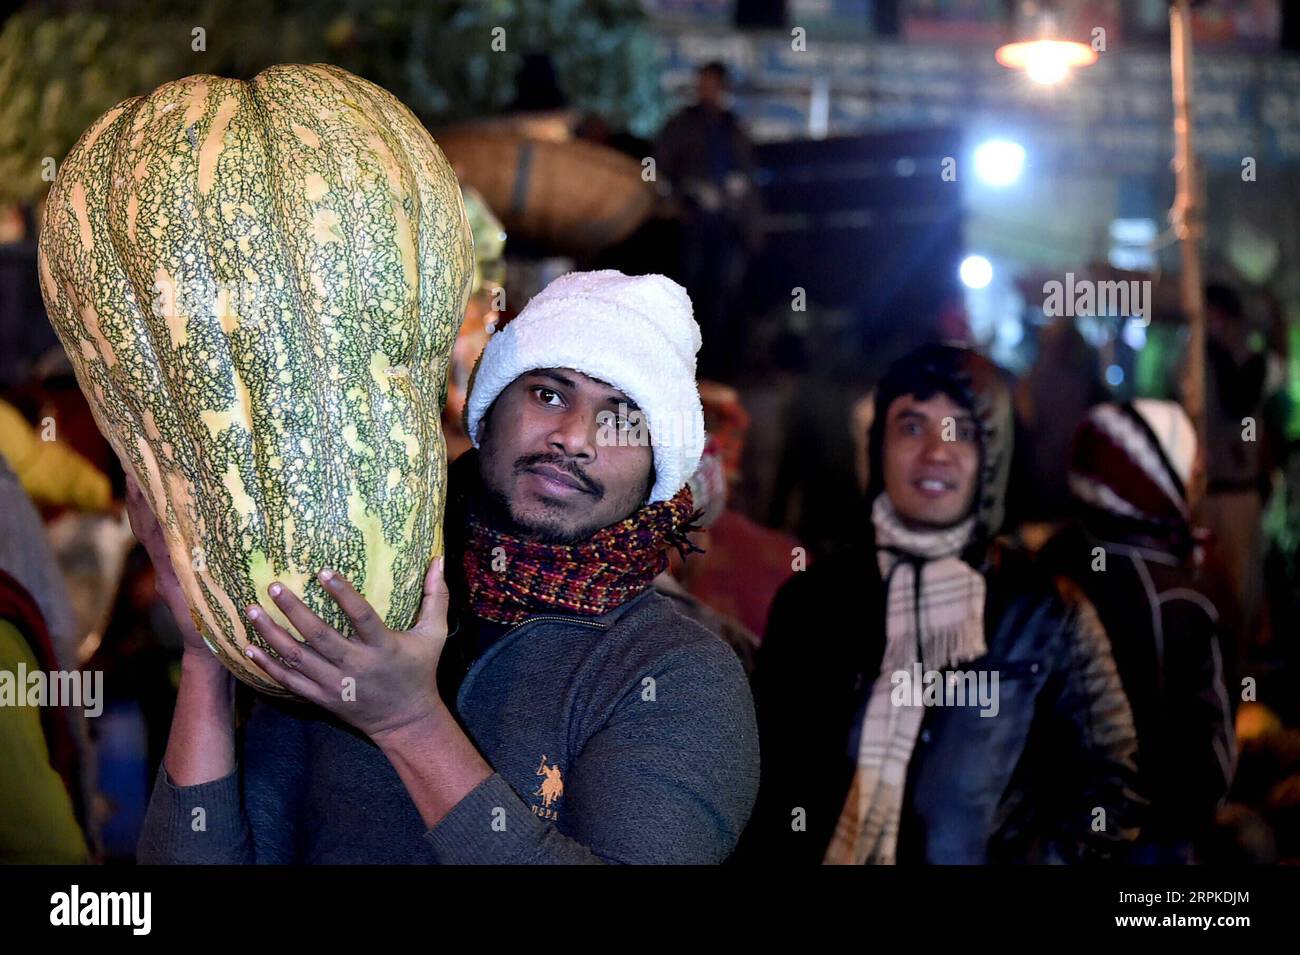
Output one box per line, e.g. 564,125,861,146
1040,400,1235,863
739,343,1143,864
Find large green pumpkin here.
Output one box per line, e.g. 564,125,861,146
38,64,473,694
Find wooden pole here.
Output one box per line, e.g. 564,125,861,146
1171,0,1207,447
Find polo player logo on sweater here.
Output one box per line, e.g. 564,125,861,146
532,755,564,821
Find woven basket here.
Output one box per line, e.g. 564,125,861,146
438,129,654,257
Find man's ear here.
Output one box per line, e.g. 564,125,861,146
641,460,656,505
477,396,499,447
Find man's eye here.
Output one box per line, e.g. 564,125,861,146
534,387,563,406
957,425,977,442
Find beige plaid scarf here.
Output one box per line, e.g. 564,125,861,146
823,494,986,865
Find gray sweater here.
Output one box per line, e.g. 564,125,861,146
136,588,760,864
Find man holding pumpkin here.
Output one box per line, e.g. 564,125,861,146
135,269,760,865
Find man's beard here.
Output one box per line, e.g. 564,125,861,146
478,451,607,545
475,449,654,545
478,480,602,545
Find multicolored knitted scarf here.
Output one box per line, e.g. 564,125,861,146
461,477,701,625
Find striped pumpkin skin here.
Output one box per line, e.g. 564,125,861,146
37,64,473,694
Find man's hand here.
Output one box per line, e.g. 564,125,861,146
243,558,451,742
125,475,237,788
124,474,214,662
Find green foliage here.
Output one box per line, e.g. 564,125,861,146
1264,455,1300,571
337,0,665,135
0,0,664,204
462,186,507,296
0,8,186,204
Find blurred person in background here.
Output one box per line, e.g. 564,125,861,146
1197,283,1279,666
674,381,803,643
741,343,1142,864
2,355,126,855
1201,702,1300,865
654,433,760,674
655,61,762,380
0,456,91,863
5,348,122,504
0,566,88,863
0,426,96,674
0,427,104,856
767,359,872,560
1040,400,1235,863
4,350,134,672
1009,319,1109,526
734,326,806,527
0,396,111,513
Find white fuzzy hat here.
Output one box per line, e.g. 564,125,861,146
463,269,706,503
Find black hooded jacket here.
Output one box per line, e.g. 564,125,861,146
1039,525,1233,854
1038,402,1235,854
737,344,1144,864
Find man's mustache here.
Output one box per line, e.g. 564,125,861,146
513,453,603,498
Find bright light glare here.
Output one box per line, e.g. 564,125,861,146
1025,48,1070,85
960,255,993,290
998,317,1024,348
973,140,1026,187
996,39,1098,86
1122,319,1148,351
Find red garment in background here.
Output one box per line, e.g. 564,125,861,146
684,509,802,641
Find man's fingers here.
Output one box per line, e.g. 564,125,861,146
414,556,450,634
124,478,162,547
318,570,386,644
243,639,327,706
122,477,193,624
263,583,351,664
246,604,335,685
124,481,181,589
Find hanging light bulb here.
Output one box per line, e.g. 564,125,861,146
996,2,1098,86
